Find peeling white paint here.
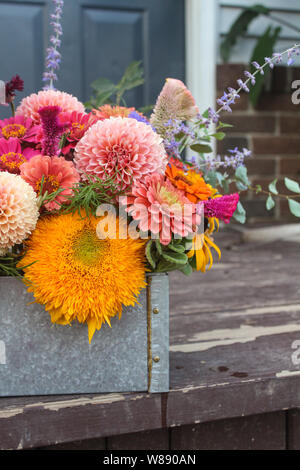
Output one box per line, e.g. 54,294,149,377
170,323,300,353
276,370,300,378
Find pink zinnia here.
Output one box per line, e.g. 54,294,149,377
58,111,97,156
74,117,168,193
0,115,42,143
20,154,80,211
204,193,240,224
0,138,39,174
16,90,85,124
121,173,200,245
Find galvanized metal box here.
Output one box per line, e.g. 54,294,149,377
0,273,169,396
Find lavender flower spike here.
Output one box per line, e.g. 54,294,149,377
43,0,64,90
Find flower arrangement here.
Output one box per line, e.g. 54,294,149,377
1,0,300,342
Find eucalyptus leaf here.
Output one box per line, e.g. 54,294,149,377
268,178,278,195
288,199,300,217
233,201,246,224
284,177,300,194
266,194,275,210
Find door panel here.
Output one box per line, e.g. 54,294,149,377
0,0,185,116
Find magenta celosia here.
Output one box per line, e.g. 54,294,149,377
0,115,42,143
0,138,39,174
121,173,200,245
38,105,66,157
74,117,168,193
204,193,240,224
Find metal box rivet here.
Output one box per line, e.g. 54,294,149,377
153,356,160,363
153,307,159,314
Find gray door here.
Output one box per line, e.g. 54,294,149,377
0,0,185,115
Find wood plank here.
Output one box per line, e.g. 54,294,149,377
107,428,169,450
38,438,106,450
0,234,300,449
286,409,300,450
171,412,286,450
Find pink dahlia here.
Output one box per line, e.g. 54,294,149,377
122,173,200,245
150,78,199,137
0,115,42,143
0,138,40,174
74,117,168,192
0,172,39,255
58,111,97,156
20,155,80,211
15,90,85,124
204,193,240,224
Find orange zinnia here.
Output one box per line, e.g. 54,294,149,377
165,164,216,203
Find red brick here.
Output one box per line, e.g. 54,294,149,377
253,136,300,155
279,116,300,134
292,67,300,82
217,136,249,154
271,67,288,93
247,158,276,176
217,64,245,91
255,93,299,112
242,199,275,219
280,157,300,176
223,115,276,133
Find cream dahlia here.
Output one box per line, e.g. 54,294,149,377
0,172,39,255
20,154,80,211
74,117,167,192
16,90,85,124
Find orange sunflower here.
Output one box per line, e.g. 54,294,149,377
187,218,221,272
165,163,217,203
20,212,147,342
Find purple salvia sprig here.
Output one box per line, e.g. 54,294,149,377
163,118,196,158
43,0,64,90
200,147,252,171
211,44,300,120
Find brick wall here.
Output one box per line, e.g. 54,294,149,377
217,64,300,223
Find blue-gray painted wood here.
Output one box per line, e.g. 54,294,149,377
0,273,169,396
0,0,185,118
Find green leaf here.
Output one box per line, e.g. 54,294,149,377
179,263,193,276
268,178,278,195
235,166,250,187
155,239,163,255
284,177,300,194
211,132,226,141
145,241,156,269
217,121,233,130
91,77,116,94
156,260,182,273
116,61,144,104
190,143,212,154
266,194,275,210
161,251,188,265
168,242,186,253
288,199,300,217
233,201,246,224
220,5,270,62
249,25,281,107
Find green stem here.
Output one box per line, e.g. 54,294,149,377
248,185,300,200
10,101,15,117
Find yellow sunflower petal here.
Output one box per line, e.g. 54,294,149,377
19,212,147,342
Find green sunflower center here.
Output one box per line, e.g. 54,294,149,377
72,228,108,266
